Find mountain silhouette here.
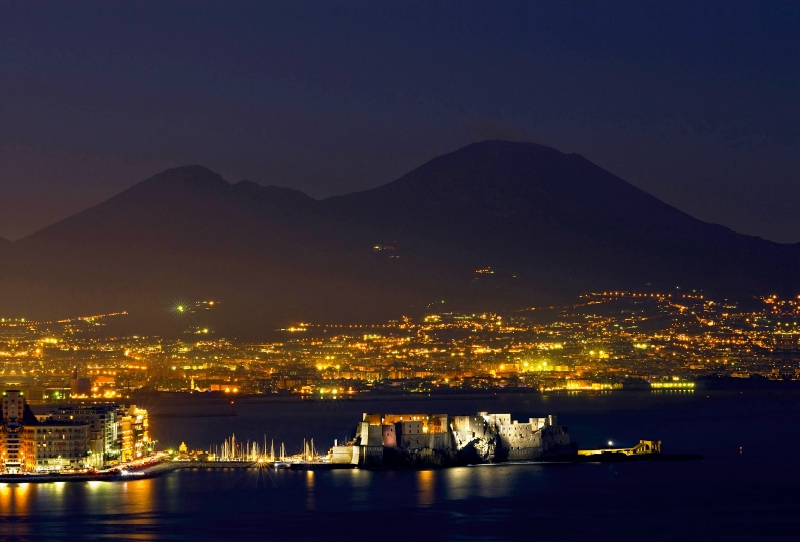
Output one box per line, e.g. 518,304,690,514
0,141,796,336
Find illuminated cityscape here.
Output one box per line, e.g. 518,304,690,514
0,291,797,405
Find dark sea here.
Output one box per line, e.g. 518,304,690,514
4,390,800,541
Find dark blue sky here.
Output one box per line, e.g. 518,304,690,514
1,1,798,242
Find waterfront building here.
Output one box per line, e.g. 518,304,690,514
22,421,91,472
49,404,152,466
50,405,121,468
0,391,153,473
118,405,152,461
0,390,29,473
1,390,92,473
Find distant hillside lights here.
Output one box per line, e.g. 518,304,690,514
584,291,705,301
372,242,400,259
284,326,308,332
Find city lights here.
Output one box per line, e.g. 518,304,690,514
0,292,796,410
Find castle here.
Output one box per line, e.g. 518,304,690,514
332,412,573,467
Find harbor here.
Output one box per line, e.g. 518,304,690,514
0,390,689,483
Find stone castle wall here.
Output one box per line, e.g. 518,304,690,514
342,412,573,467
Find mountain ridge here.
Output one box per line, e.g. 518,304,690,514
1,141,797,336
342,141,757,243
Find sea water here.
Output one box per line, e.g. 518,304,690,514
3,391,799,541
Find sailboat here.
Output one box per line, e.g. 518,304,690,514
273,442,290,469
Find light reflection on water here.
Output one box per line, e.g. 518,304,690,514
0,457,795,542
416,469,434,507
444,467,470,501
305,470,315,510
441,464,530,502
0,478,161,541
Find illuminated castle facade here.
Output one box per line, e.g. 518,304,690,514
332,411,573,467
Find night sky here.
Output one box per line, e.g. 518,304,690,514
1,1,797,242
